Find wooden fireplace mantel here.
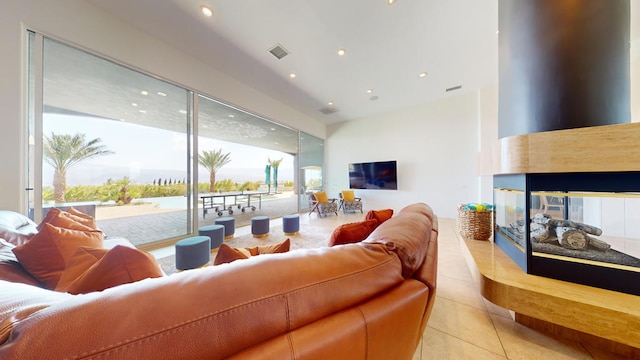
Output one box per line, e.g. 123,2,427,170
494,122,640,175
459,233,640,356
482,122,640,356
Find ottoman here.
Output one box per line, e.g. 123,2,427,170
283,214,300,235
175,236,211,270
251,216,270,237
215,217,235,239
198,224,225,249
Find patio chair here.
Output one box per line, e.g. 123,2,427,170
339,190,363,214
308,191,338,217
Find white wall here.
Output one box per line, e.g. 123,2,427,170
326,92,484,219
0,0,325,212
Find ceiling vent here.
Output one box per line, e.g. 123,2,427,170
319,106,339,115
269,43,290,60
445,85,462,92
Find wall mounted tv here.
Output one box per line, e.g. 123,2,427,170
348,160,398,190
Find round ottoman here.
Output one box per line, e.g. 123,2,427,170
251,216,270,237
283,214,300,235
175,236,211,270
215,217,235,239
198,224,225,249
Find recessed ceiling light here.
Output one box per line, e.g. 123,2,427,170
270,128,276,131
131,103,138,107
328,102,334,106
201,5,213,17
289,73,297,79
337,49,346,56
178,110,187,114
387,0,395,5
139,110,147,114
366,89,373,94
140,90,148,96
157,92,167,97
419,72,428,78
228,114,235,118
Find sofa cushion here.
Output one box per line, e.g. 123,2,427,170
12,223,104,289
364,209,394,225
314,191,329,203
364,208,433,278
327,219,379,247
0,239,42,286
214,238,290,265
0,210,38,246
56,245,163,294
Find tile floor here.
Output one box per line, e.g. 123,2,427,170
151,213,629,359
413,217,628,360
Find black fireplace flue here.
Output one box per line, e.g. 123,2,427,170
495,1,636,295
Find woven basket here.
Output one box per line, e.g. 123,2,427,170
457,206,493,241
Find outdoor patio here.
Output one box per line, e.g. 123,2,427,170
96,193,302,247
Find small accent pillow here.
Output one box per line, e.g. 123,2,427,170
56,245,163,294
365,209,394,225
342,190,356,202
37,207,95,232
214,238,290,265
314,191,329,203
38,208,98,231
66,207,98,229
12,223,104,289
327,219,379,246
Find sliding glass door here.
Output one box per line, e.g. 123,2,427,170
30,34,194,248
27,32,324,249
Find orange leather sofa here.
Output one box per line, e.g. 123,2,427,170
0,203,438,359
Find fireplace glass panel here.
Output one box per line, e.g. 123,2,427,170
530,191,640,272
494,188,526,252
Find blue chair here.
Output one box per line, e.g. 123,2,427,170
283,214,300,235
251,216,270,237
175,236,211,270
198,224,225,249
215,217,235,239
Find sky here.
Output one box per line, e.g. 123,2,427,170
42,113,294,186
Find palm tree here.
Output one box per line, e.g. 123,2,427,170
199,149,232,192
44,132,114,203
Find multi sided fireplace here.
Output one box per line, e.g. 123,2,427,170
492,123,640,296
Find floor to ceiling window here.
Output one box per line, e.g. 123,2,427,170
27,32,323,249
29,34,194,248
197,95,298,220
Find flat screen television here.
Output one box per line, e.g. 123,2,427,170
348,160,397,190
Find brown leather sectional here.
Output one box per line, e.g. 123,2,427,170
0,203,438,359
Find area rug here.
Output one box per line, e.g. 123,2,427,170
157,224,331,275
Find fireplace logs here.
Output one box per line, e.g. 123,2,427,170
521,214,611,252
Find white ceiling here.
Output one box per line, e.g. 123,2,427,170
85,0,500,125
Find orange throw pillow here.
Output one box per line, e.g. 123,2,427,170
327,219,378,246
55,246,108,291
364,209,394,225
66,207,98,229
214,238,290,265
12,223,104,289
37,208,95,232
57,245,163,294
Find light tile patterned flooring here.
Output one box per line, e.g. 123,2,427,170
151,213,628,359
414,218,627,360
